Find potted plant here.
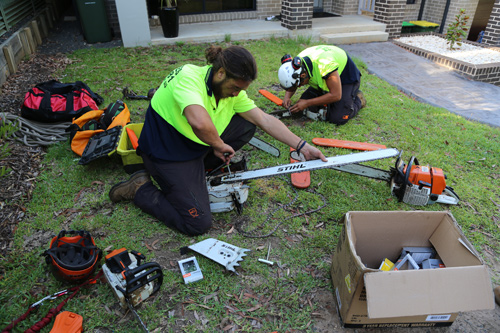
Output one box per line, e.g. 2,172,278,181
159,0,179,38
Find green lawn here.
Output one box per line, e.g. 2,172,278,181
1,37,499,332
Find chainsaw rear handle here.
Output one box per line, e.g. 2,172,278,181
119,262,163,297
403,156,417,187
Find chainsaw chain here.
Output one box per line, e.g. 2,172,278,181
235,176,327,238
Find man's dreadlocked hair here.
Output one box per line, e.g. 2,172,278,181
205,45,257,82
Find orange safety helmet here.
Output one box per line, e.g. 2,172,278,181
43,230,102,283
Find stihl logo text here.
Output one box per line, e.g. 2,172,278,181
277,164,307,172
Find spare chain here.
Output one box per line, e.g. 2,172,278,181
235,176,327,238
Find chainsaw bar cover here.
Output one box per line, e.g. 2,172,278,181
180,238,250,273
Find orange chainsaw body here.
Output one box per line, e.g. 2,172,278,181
405,164,446,195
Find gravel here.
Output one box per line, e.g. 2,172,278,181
395,35,500,65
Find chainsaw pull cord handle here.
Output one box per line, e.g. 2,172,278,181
1,270,103,333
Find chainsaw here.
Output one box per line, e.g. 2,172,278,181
102,248,163,332
218,148,459,206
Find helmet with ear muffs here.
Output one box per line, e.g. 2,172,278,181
278,54,303,90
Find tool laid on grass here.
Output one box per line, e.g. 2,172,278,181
220,148,459,206
312,137,387,151
249,136,280,157
102,248,163,332
258,243,274,266
181,238,250,274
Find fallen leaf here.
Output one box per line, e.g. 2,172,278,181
247,304,261,312
223,325,234,331
227,226,235,234
152,239,160,250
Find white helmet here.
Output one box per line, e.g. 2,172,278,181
278,61,302,90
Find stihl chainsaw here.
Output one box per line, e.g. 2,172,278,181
218,148,459,206
102,248,163,332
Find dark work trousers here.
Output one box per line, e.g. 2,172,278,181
301,81,361,125
134,115,256,236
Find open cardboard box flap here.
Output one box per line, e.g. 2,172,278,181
365,266,493,318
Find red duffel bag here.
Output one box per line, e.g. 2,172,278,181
21,80,104,122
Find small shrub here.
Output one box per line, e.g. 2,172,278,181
446,8,469,50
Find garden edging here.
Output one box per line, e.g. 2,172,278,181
393,32,500,87
0,7,59,87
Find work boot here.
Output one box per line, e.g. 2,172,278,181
109,170,150,203
357,90,367,108
494,286,500,306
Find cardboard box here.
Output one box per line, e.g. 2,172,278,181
330,211,494,328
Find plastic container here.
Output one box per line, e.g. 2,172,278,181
409,20,439,32
117,123,144,174
402,21,416,33
75,0,112,43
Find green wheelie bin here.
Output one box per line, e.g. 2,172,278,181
75,0,112,43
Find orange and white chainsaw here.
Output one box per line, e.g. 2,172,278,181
219,149,459,206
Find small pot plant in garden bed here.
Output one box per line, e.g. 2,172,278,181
393,9,500,86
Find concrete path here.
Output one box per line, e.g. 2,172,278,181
341,42,500,128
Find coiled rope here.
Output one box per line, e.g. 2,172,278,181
1,113,70,147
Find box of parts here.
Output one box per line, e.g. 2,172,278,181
330,211,494,328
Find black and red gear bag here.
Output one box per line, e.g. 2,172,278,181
21,80,104,123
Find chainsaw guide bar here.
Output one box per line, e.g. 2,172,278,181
221,148,400,183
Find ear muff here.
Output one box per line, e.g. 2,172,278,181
281,54,292,64
292,57,302,70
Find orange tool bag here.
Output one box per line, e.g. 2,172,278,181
67,100,130,159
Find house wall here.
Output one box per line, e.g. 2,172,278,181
482,0,500,45
328,0,359,15
403,1,421,21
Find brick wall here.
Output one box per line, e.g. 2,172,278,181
404,1,420,21
329,0,358,15
483,0,500,45
423,0,446,26
323,0,334,13
105,0,120,38
256,0,281,19
374,0,406,39
281,0,313,30
441,0,479,34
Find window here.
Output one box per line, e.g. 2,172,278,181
178,0,255,15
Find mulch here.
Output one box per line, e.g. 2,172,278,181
0,53,71,256
0,9,122,258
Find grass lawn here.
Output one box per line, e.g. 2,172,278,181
1,37,499,332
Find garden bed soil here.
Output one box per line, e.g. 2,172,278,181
394,32,500,86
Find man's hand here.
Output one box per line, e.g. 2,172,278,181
300,142,327,162
289,99,309,113
213,143,235,164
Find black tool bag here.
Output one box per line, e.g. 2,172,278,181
21,80,104,123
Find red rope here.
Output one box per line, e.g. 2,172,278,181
1,270,102,333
